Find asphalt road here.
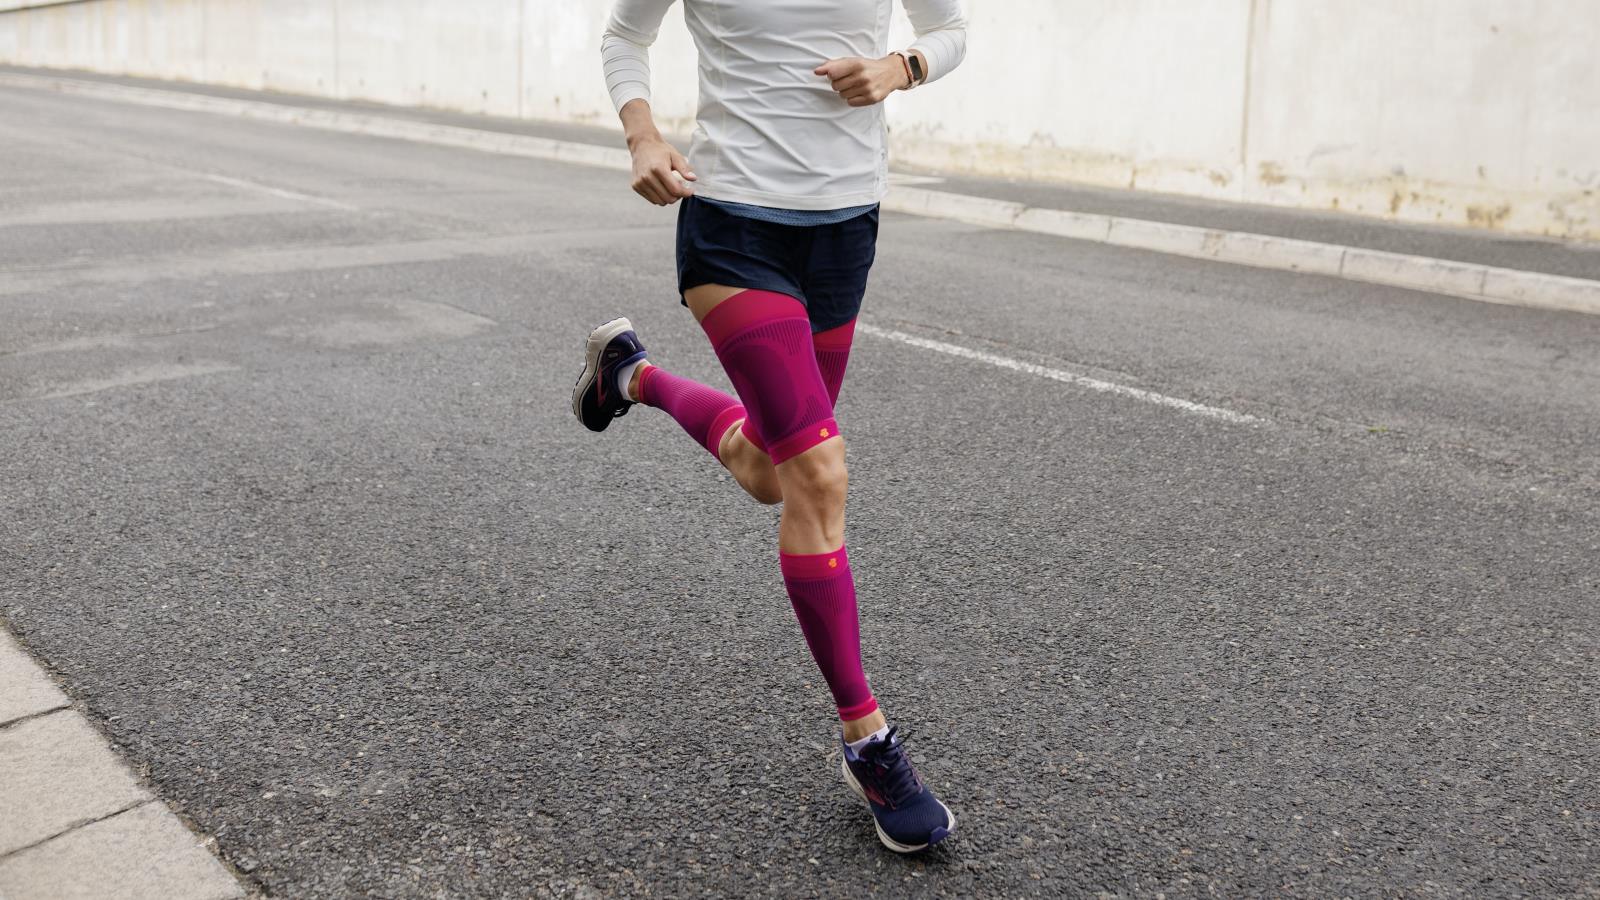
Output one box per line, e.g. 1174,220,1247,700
2,83,1597,898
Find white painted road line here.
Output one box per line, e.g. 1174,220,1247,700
2,71,1597,317
199,172,358,211
858,323,1264,426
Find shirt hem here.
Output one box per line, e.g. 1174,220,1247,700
693,182,888,211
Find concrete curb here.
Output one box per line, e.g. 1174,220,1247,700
884,186,1600,316
5,70,1598,317
0,627,246,899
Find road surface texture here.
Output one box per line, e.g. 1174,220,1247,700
2,81,1597,897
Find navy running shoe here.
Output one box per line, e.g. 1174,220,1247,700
572,317,648,432
841,726,956,853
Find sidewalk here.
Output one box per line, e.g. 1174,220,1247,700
922,171,1600,284
0,628,245,900
7,63,1598,293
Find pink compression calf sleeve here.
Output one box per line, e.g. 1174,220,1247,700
701,291,839,465
780,546,878,721
636,367,746,460
812,318,856,407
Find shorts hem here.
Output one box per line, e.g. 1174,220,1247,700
678,275,807,309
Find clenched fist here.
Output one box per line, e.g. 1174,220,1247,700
629,134,696,206
815,55,913,107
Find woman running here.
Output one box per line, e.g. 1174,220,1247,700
572,0,967,853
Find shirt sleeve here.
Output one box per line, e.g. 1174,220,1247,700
600,0,678,113
901,0,968,84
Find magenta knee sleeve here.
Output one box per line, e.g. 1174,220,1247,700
637,366,745,460
780,546,878,721
739,315,855,451
701,290,838,465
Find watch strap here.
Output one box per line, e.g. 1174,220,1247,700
892,51,916,90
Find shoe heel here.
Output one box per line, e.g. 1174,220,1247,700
840,758,868,803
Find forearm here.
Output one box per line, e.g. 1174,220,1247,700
902,0,967,84
601,1,672,117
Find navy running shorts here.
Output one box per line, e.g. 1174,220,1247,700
676,195,880,333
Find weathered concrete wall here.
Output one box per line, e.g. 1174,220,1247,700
888,0,1256,202
3,0,1596,240
1241,1,1600,238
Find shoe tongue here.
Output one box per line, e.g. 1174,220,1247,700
864,737,902,769
874,750,922,805
869,728,900,754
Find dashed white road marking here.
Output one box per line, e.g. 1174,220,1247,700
199,172,358,211
858,323,1264,426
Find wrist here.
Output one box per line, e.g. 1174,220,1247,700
889,52,914,90
898,50,927,89
626,129,663,152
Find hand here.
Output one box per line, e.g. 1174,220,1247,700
815,55,911,107
628,134,696,206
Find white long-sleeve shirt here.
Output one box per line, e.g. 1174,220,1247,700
601,0,967,210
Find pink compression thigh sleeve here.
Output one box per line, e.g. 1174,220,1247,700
812,318,856,407
742,316,856,451
636,367,746,460
780,546,878,721
700,290,838,465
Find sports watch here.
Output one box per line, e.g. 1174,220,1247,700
893,51,925,90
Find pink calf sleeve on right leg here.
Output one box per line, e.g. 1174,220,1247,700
701,291,838,465
780,546,877,721
636,367,745,460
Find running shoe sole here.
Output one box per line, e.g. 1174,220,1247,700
571,316,636,429
841,757,956,853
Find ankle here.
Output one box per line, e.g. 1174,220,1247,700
627,362,653,401
842,708,888,744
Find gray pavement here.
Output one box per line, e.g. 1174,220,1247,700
1,80,1598,898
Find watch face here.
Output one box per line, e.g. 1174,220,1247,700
909,54,925,83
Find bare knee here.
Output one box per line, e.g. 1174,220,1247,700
778,439,848,512
775,438,847,550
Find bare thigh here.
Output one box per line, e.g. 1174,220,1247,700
684,283,750,322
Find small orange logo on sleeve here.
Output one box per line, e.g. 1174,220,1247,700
820,427,830,438
828,557,838,568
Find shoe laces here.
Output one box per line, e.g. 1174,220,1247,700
859,726,923,808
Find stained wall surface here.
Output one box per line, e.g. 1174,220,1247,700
4,0,1596,239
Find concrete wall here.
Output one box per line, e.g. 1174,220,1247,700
1242,1,1600,238
3,0,1597,241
